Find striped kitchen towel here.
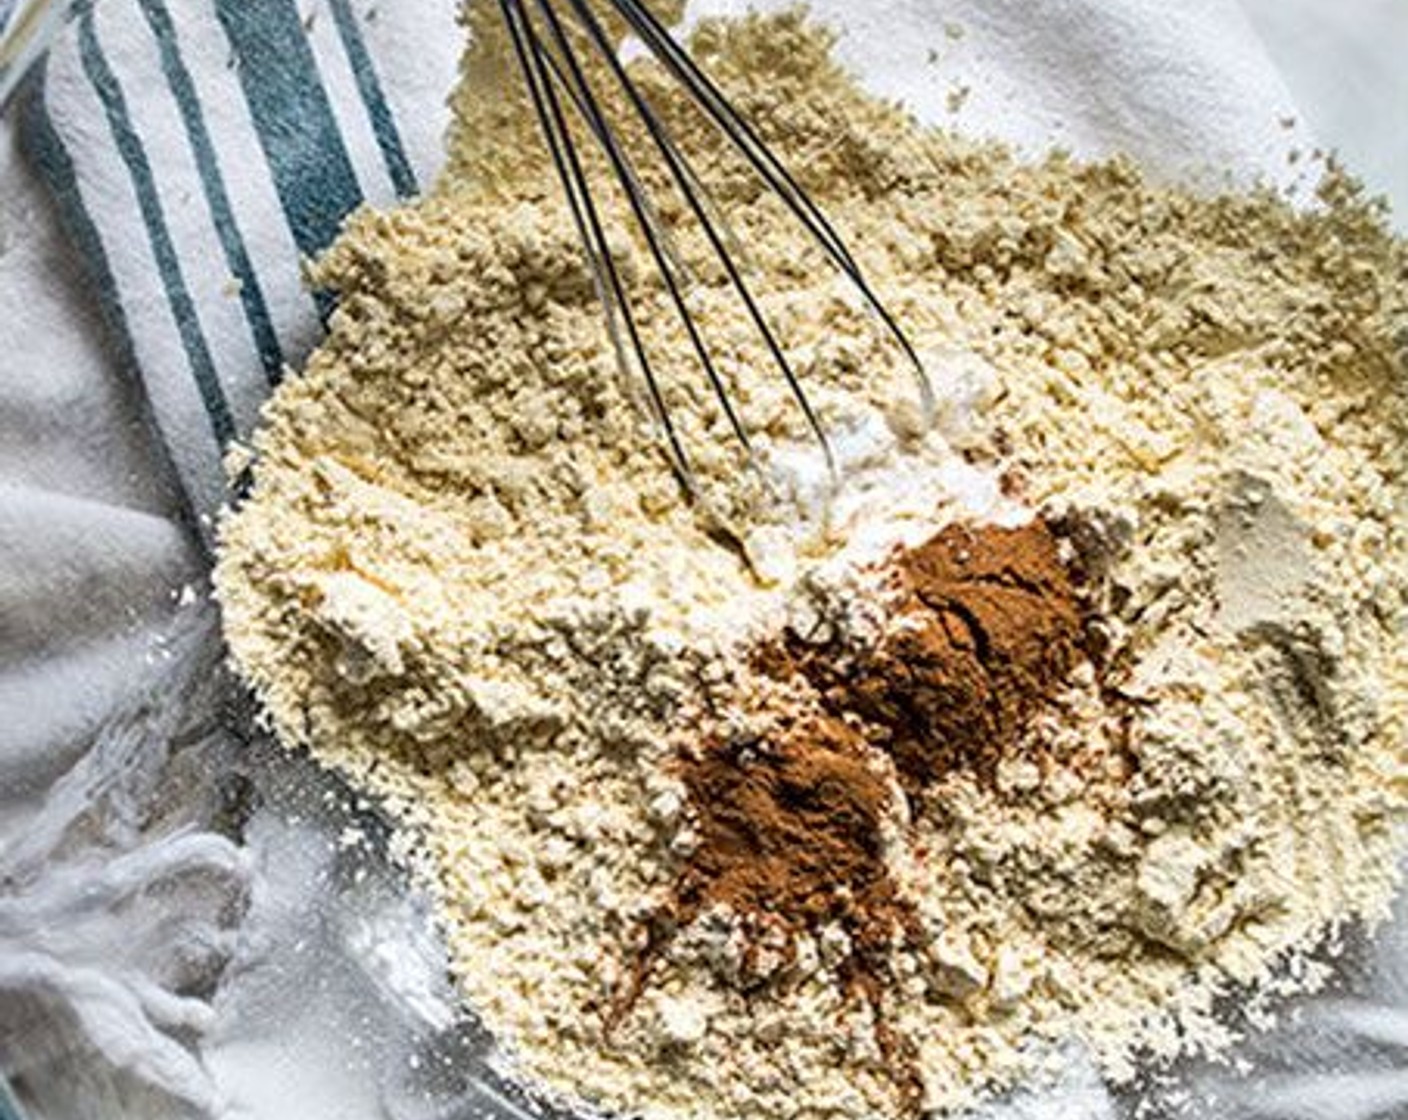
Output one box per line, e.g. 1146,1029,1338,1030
19,0,460,525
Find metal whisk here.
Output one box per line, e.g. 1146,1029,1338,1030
496,0,932,492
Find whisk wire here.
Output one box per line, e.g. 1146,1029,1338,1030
528,0,758,472
500,0,694,482
609,0,934,415
559,0,834,472
536,45,696,289
611,0,860,269
501,0,933,493
498,0,621,372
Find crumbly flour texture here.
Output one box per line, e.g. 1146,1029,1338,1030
215,8,1408,1119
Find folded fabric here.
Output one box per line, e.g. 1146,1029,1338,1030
22,0,460,524
0,609,251,1119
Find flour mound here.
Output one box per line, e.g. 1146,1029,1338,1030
215,9,1408,1120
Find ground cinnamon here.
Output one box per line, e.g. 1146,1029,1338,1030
674,714,901,947
618,709,912,994
628,518,1087,1110
800,519,1084,790
653,710,924,1109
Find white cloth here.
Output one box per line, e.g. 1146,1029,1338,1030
715,0,1305,189
1,2,1405,1118
0,609,251,1120
1239,0,1408,223
0,119,198,837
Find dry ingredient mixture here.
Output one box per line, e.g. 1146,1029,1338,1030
214,7,1408,1119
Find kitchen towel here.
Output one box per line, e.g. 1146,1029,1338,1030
22,0,461,523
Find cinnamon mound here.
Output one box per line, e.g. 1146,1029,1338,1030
672,714,922,1108
676,715,901,943
804,520,1084,788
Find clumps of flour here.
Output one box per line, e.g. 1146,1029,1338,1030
215,9,1408,1120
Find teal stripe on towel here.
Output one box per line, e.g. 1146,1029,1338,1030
138,0,285,382
327,0,417,198
214,0,363,267
77,2,236,447
20,66,204,529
